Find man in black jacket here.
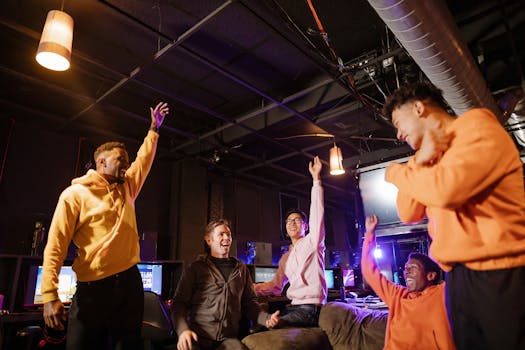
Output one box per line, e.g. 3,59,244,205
172,219,279,350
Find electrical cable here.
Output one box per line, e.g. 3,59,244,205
38,326,67,347
303,0,384,115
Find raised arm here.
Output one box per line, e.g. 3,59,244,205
308,156,325,246
149,101,169,132
361,215,399,305
126,102,169,198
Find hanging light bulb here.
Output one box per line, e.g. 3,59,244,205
329,144,345,175
36,10,74,71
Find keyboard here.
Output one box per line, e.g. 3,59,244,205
345,296,388,309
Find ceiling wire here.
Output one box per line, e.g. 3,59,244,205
302,0,383,116
153,0,162,52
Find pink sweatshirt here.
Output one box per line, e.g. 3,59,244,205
254,180,326,305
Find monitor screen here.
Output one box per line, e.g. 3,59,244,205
341,268,355,287
324,269,335,289
137,263,163,295
254,266,278,283
359,166,401,226
30,266,77,305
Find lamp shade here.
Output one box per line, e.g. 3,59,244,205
329,145,345,175
36,10,74,71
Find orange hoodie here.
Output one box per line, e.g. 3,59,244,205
386,108,525,271
361,236,456,350
41,130,158,303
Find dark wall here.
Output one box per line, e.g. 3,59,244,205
0,121,172,257
0,120,356,266
0,124,76,254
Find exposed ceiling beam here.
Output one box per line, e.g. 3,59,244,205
64,0,234,125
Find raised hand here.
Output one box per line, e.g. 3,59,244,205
365,215,378,241
150,102,169,130
415,127,453,165
308,156,322,181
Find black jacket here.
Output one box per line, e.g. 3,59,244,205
172,255,268,341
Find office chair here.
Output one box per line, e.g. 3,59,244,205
142,291,176,350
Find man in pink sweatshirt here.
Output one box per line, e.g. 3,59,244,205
254,156,326,327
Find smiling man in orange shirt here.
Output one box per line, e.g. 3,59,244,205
362,215,455,350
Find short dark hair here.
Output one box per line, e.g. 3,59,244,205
204,219,231,237
284,208,308,223
407,252,442,285
204,219,231,254
382,81,448,120
93,141,127,161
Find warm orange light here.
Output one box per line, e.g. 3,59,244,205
329,145,345,175
36,10,74,71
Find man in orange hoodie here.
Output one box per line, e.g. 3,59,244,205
361,215,455,350
42,102,169,350
383,81,525,350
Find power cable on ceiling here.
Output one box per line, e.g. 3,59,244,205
302,0,382,115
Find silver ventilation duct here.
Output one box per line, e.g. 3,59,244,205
507,98,525,147
367,0,503,122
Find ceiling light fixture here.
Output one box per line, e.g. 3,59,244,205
329,143,345,175
275,133,346,176
36,5,74,71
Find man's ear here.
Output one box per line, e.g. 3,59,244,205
426,271,437,283
413,100,426,117
95,156,105,170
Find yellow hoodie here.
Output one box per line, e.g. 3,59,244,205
41,130,158,303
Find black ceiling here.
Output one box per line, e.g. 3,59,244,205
1,0,524,204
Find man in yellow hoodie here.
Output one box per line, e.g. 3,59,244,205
383,81,525,350
42,102,169,350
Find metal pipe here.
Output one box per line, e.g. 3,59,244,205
366,0,503,122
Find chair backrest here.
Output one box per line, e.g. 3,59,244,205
142,291,175,344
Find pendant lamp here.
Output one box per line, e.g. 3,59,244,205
36,10,74,71
329,144,345,175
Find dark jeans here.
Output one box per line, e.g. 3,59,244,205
278,304,321,327
446,264,525,350
66,265,144,350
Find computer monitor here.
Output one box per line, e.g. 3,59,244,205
254,266,278,283
324,269,335,289
27,266,77,305
341,268,355,287
137,263,163,295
